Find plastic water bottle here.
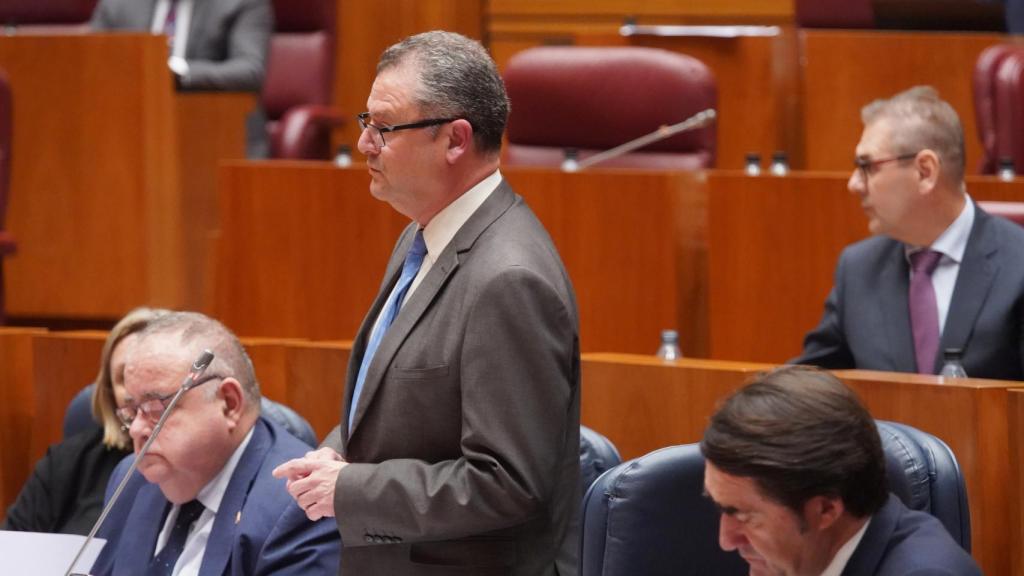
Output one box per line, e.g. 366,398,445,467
939,348,967,379
656,329,682,361
334,144,353,168
744,153,762,176
998,157,1015,181
769,151,789,176
561,148,580,173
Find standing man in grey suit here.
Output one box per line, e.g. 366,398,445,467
273,31,581,575
794,86,1024,380
91,0,272,92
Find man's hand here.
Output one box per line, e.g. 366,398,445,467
273,447,347,521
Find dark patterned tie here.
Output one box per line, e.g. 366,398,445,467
909,249,943,374
149,499,205,576
349,229,428,433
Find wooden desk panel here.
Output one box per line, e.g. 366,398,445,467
1010,389,1024,575
801,30,1012,172
707,172,1024,363
0,327,45,517
582,353,1023,575
0,34,251,320
213,164,711,357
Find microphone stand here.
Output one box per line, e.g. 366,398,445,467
64,349,216,576
569,108,717,172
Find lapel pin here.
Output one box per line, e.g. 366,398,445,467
235,510,242,524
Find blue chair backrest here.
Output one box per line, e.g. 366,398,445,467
580,443,748,576
579,425,621,498
876,420,971,551
64,383,319,447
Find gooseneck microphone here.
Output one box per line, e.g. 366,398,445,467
567,108,717,172
64,349,216,576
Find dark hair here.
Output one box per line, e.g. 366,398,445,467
700,366,887,518
377,30,509,155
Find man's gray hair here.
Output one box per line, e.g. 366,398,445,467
861,86,965,183
377,30,509,155
138,311,261,410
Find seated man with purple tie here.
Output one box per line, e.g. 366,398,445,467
89,311,339,576
793,86,1024,380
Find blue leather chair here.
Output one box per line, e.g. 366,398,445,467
877,420,971,551
579,425,621,498
64,383,319,447
580,443,747,576
580,422,971,574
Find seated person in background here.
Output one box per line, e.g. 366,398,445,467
701,365,980,576
90,0,273,93
2,307,167,535
793,86,1024,380
90,311,339,576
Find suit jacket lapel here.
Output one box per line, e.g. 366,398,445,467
842,495,898,575
119,482,171,572
878,244,917,372
199,419,273,576
939,207,998,371
347,181,517,438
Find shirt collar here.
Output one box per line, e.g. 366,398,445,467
905,194,974,263
194,426,254,514
421,169,502,260
820,516,871,576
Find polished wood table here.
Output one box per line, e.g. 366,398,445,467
213,163,710,357
582,353,1024,575
0,34,253,321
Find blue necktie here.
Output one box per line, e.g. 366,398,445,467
149,499,204,576
349,229,427,433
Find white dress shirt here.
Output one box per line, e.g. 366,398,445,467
905,196,974,334
153,426,254,576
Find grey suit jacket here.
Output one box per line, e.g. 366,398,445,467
90,0,272,91
795,203,1024,380
323,180,581,575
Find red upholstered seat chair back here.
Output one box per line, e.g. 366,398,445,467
993,50,1024,175
794,0,874,28
0,0,96,25
973,45,1024,174
978,201,1024,228
503,46,717,170
262,0,341,159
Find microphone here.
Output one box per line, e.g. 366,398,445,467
566,108,717,172
64,349,216,576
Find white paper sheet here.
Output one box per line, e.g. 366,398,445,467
0,531,105,575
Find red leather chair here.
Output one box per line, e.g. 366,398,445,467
794,0,874,28
978,201,1024,227
263,0,344,160
503,46,717,170
993,49,1024,176
0,69,15,325
0,0,95,32
973,44,1024,174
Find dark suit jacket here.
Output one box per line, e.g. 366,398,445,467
842,495,980,575
795,203,1024,380
90,0,272,92
323,180,581,575
1,425,130,535
91,417,340,576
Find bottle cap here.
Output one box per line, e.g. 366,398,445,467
943,347,964,359
660,329,679,343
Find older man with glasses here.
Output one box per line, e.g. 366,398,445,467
273,30,581,576
793,86,1024,380
89,311,340,576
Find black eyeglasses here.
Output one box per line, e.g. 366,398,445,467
116,374,224,428
854,152,919,179
357,112,457,150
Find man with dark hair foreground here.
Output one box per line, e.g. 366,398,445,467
701,366,980,575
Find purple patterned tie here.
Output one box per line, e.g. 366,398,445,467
909,250,943,374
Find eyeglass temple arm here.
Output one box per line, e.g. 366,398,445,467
64,349,216,576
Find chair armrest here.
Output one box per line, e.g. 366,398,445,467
0,230,16,256
274,105,346,160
